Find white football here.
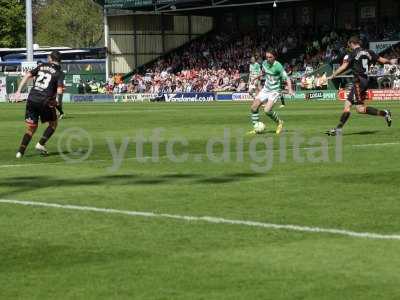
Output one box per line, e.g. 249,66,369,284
254,121,266,133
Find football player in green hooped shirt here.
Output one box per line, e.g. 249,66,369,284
248,56,261,97
249,49,294,135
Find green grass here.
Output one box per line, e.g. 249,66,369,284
1,101,400,299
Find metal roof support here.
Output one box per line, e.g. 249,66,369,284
154,0,306,13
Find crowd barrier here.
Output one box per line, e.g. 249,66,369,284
289,90,338,101
217,90,338,101
113,93,157,103
163,92,215,102
71,94,113,103
2,90,400,103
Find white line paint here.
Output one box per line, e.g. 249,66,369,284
1,141,399,169
352,142,400,147
1,199,399,241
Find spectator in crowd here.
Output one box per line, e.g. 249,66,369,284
314,73,322,90
89,79,99,94
320,72,328,90
84,80,91,93
107,75,114,87
98,82,106,94
77,80,85,94
114,73,123,85
377,66,391,89
393,77,400,89
236,78,247,92
305,74,315,90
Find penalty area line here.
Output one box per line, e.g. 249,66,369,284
0,199,399,241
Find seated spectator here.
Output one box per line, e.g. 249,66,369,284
314,73,322,90
84,80,91,94
114,73,123,85
89,80,99,94
127,81,137,93
108,75,114,87
300,76,307,90
393,77,400,89
77,80,85,94
320,72,328,90
305,75,315,90
236,78,247,92
98,83,107,94
377,65,393,89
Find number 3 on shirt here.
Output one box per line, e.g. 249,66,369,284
35,71,52,89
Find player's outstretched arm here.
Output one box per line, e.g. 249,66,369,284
56,86,64,105
15,72,33,97
377,57,397,65
55,71,65,105
327,61,349,80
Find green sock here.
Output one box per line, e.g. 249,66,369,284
250,111,260,125
266,110,281,124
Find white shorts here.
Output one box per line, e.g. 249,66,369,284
257,90,280,104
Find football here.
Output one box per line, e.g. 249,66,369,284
254,121,266,133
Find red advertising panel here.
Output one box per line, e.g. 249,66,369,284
338,89,400,101
369,89,400,101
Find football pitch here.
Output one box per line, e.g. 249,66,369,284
1,101,400,299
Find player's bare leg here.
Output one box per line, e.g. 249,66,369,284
263,98,283,135
16,123,37,158
279,94,286,108
248,97,262,134
326,100,352,136
35,120,58,155
57,103,65,119
355,104,392,127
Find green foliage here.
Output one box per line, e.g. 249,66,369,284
36,0,103,47
0,0,25,48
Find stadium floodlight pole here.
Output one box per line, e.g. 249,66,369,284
104,7,110,80
25,0,34,62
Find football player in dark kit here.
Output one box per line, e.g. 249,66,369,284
15,50,65,158
326,36,397,136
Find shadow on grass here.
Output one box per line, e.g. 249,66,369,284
319,170,400,185
23,150,75,158
256,129,295,135
344,130,380,136
0,236,138,273
0,172,265,198
46,150,81,157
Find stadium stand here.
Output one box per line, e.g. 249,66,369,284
86,22,397,94
83,1,400,94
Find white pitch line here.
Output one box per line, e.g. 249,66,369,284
0,199,399,241
0,141,399,169
352,142,400,147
